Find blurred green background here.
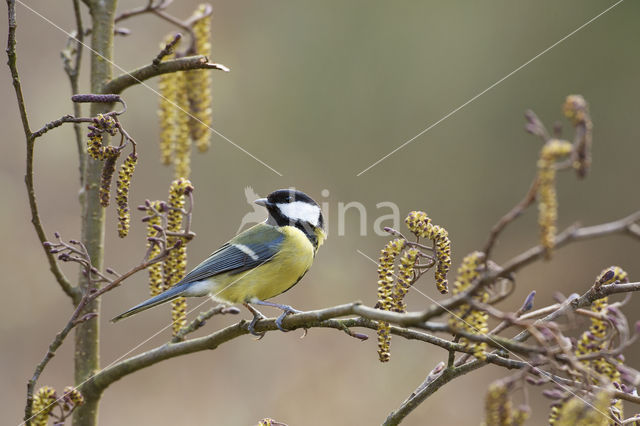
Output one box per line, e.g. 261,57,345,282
2,0,639,424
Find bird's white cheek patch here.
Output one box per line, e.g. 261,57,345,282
278,201,320,226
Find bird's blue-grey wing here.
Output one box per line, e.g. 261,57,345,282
178,225,284,285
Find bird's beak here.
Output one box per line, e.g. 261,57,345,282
254,198,268,207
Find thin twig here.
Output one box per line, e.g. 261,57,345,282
24,294,93,425
63,0,85,186
500,210,640,277
114,0,170,23
31,115,94,139
483,176,539,260
6,0,78,305
153,33,182,67
382,275,640,424
172,305,241,342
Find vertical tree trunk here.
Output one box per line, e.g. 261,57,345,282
73,1,117,424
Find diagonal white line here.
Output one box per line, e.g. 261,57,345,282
15,0,283,176
356,248,616,423
356,0,625,176
20,258,273,426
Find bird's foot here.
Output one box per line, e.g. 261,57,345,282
275,305,302,332
250,299,302,332
244,303,266,339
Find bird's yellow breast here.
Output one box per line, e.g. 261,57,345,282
211,226,316,303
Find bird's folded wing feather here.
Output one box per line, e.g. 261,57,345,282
179,224,284,285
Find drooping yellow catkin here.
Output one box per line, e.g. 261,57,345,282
554,390,611,426
62,386,84,408
510,407,530,426
450,251,484,295
87,132,105,160
146,201,164,296
563,95,592,178
376,238,405,362
484,381,512,426
116,152,137,237
171,296,187,335
377,239,405,312
164,178,193,334
157,35,180,166
187,5,213,152
392,247,419,313
537,139,572,259
99,147,120,208
32,386,57,426
572,266,629,421
433,230,451,294
174,71,192,179
549,403,562,425
87,114,117,160
404,211,452,294
449,251,489,360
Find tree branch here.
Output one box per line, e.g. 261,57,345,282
483,176,539,260
500,209,640,277
381,277,640,424
85,303,526,394
24,295,95,424
101,55,229,95
6,0,78,304
79,210,640,399
383,361,484,426
63,0,86,187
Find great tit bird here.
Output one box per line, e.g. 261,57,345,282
112,189,325,335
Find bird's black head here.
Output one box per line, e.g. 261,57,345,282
255,189,324,235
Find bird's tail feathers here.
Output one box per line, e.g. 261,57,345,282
111,283,189,322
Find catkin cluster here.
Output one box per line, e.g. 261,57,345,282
563,94,592,178
483,381,529,426
86,114,138,236
32,386,57,426
375,211,454,362
31,385,84,426
537,139,572,258
164,178,193,335
146,201,164,296
550,266,629,425
86,114,118,161
158,6,214,177
187,5,213,152
375,238,405,362
404,211,451,294
449,251,489,360
87,114,121,208
578,267,628,418
62,386,84,408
